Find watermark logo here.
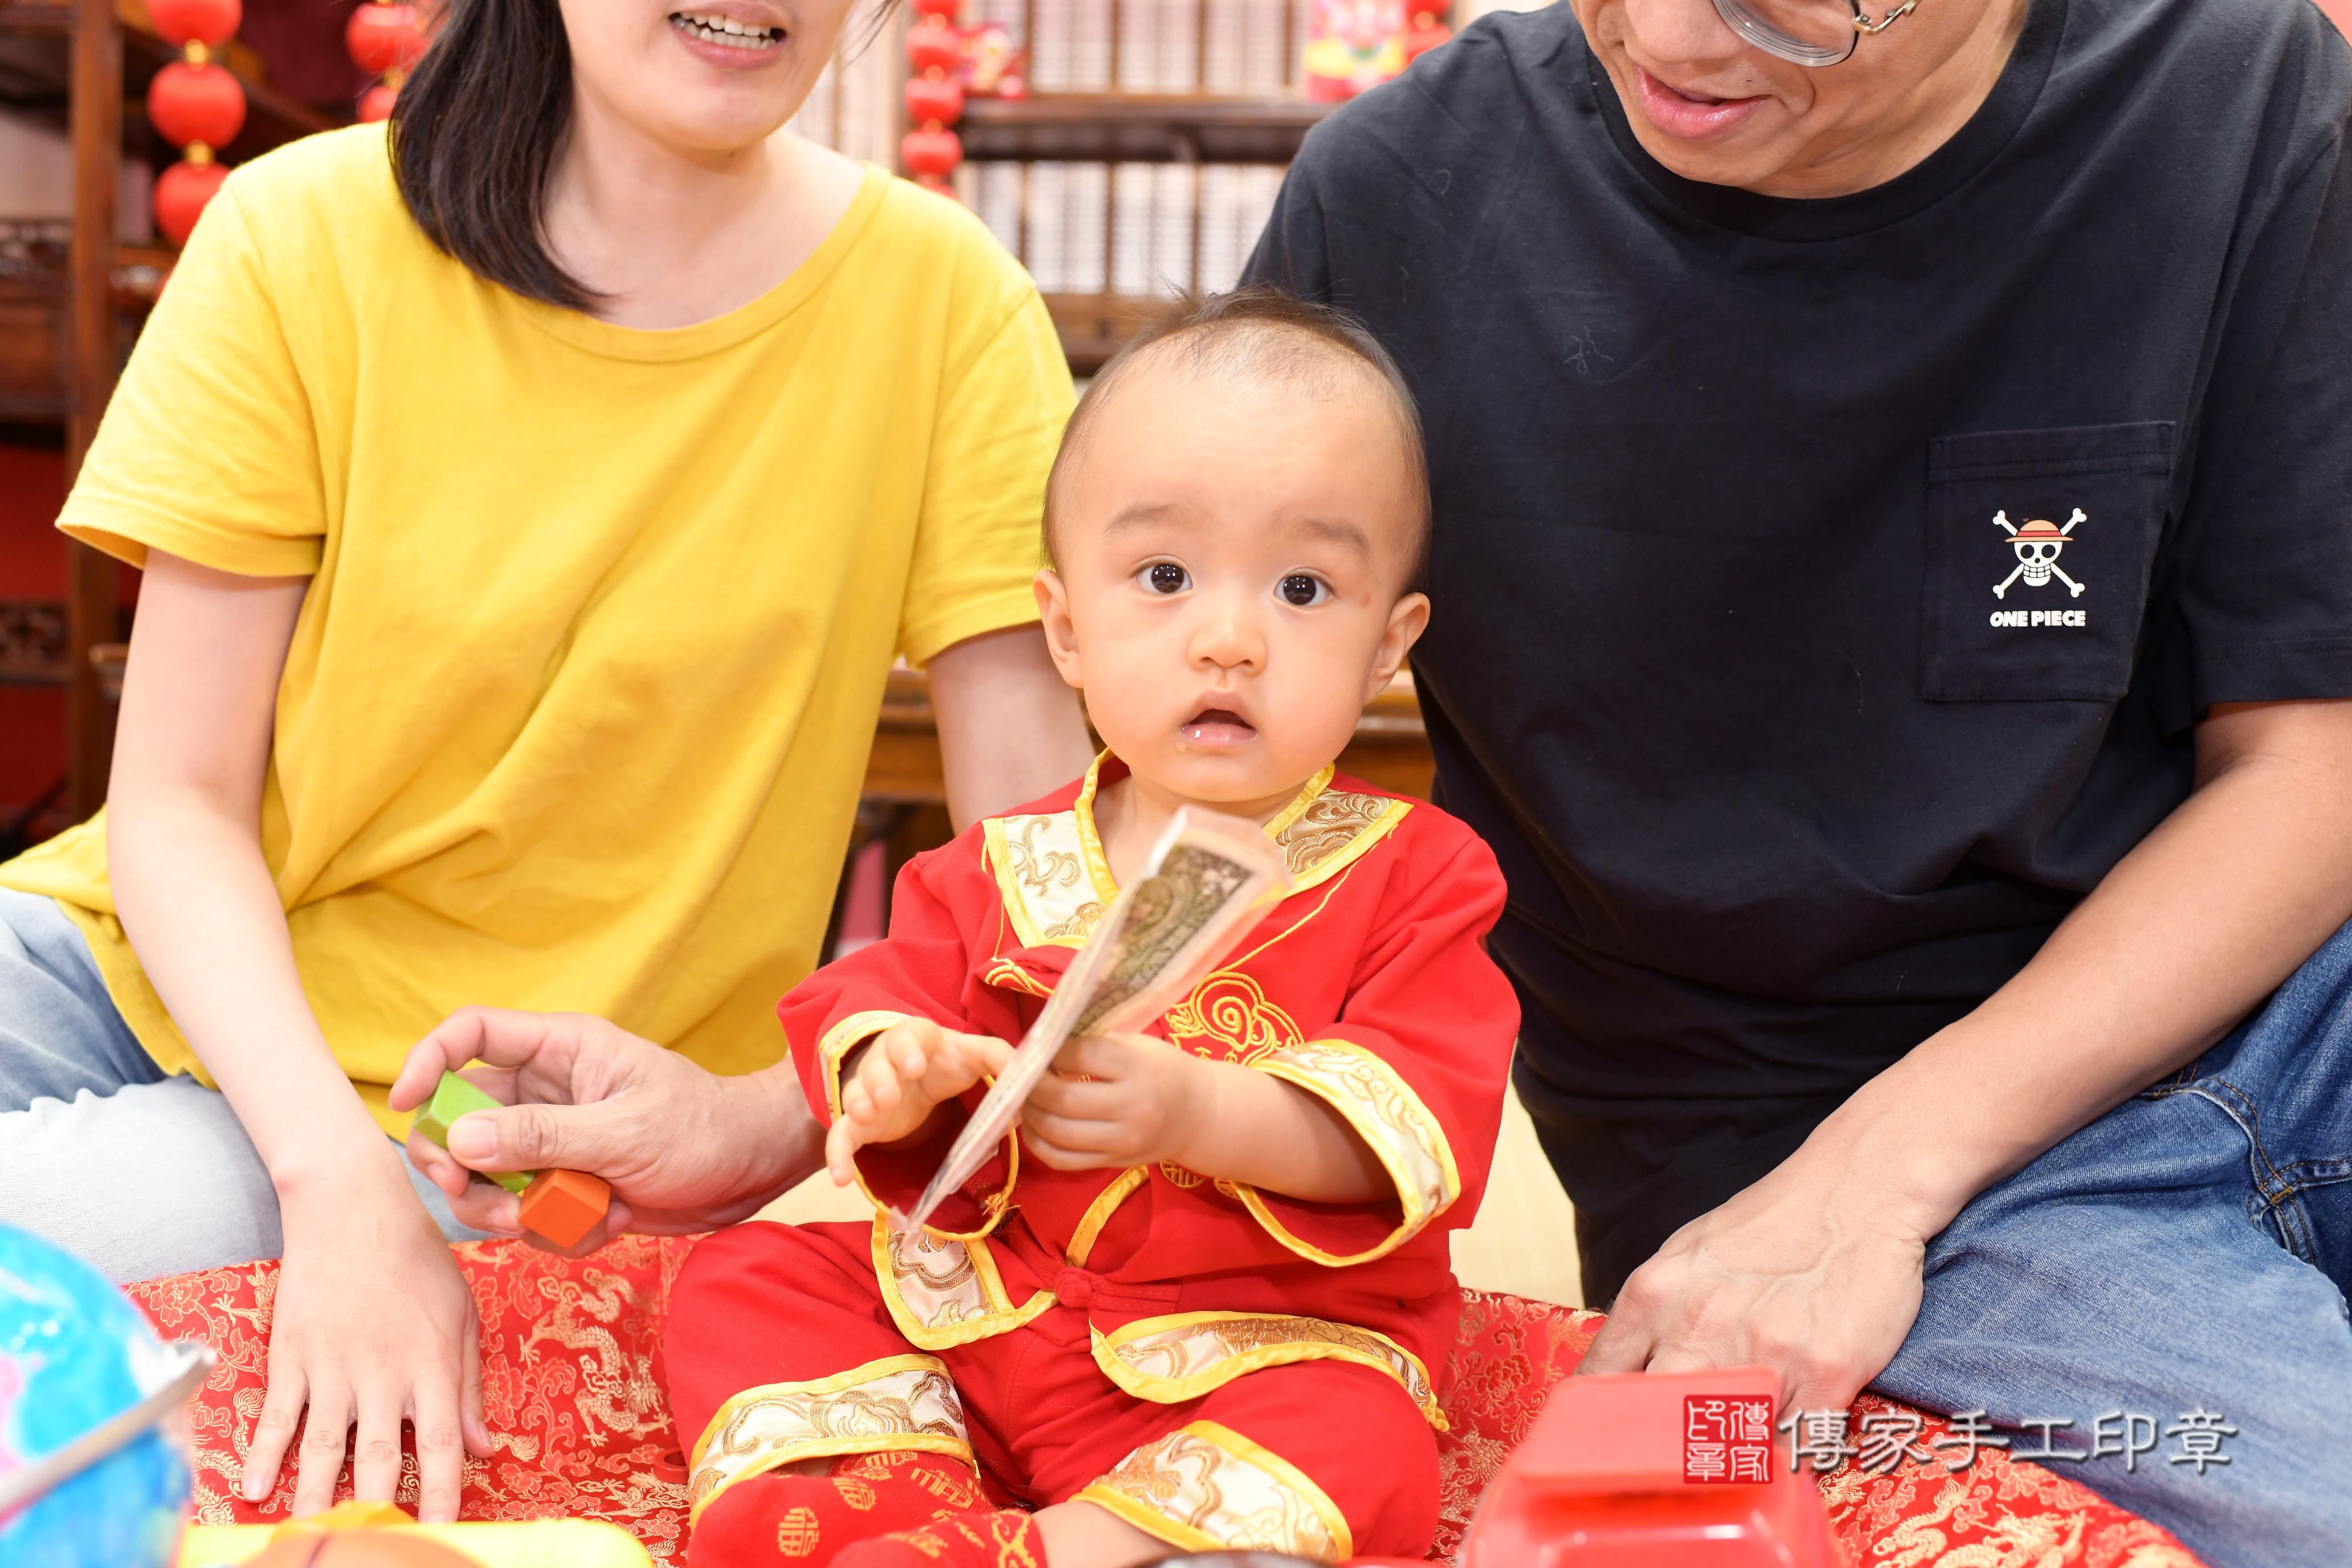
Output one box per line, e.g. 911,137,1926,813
1683,1394,1774,1484
1773,1407,2239,1477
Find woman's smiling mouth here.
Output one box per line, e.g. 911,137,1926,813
669,10,783,51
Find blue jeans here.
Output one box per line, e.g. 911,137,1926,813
1876,916,2352,1568
0,888,484,1284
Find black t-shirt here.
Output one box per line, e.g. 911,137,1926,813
1244,0,2352,1301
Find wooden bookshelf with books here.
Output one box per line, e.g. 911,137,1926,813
969,0,1329,366
786,0,1393,371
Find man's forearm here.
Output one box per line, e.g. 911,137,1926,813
740,1059,831,1202
1820,700,2352,1236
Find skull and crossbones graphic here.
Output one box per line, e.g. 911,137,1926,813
1992,508,2086,599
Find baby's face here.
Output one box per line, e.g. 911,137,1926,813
1038,357,1430,816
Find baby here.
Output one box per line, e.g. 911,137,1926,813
664,288,1520,1568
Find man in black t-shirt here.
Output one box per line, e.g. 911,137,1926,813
1246,0,2352,1557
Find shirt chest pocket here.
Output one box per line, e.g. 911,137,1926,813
1921,423,2174,702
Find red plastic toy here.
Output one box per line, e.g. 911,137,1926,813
1458,1366,1839,1566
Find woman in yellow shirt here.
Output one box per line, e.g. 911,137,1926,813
0,0,1091,1526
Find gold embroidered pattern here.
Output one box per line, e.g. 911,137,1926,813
1243,1038,1459,1265
1165,970,1305,1062
1092,1311,1445,1428
777,1505,821,1554
1006,814,1083,895
872,1218,1055,1350
984,808,1112,949
982,757,1409,950
981,957,1052,998
687,1354,974,1522
1272,790,1401,880
1043,903,1108,942
1075,1421,1353,1562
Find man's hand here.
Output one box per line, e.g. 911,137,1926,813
391,1007,818,1252
828,1019,1014,1185
1020,1032,1214,1172
1580,700,2352,1411
1574,1135,1938,1414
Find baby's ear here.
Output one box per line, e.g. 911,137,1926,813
1369,591,1432,699
1033,569,1087,688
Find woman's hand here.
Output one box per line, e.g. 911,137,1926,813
240,1154,489,1520
1019,1032,1214,1171
827,1019,1013,1184
393,1007,820,1251
1573,1141,1938,1415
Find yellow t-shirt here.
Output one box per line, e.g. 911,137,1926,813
0,125,1072,1133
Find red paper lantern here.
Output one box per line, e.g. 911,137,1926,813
154,157,229,246
357,81,399,121
900,126,963,179
147,60,247,152
904,73,964,128
905,19,962,75
345,1,424,76
145,0,241,48
1405,10,1451,60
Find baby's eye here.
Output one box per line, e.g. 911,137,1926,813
1144,562,1190,595
1278,574,1329,607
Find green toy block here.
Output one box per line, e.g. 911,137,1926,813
413,1071,532,1194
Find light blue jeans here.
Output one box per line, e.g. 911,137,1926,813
0,888,483,1284
1873,916,2352,1568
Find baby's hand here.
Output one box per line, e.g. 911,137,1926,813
827,1019,1014,1185
1020,1032,1216,1172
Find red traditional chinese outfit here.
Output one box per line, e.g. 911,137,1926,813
665,757,1518,1563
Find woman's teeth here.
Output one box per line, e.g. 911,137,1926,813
671,11,782,48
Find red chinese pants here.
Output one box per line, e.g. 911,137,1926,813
663,1220,1439,1561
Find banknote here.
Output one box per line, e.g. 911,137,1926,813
897,805,1291,1231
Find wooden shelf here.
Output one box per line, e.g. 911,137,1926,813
961,93,1328,164
0,3,337,163
0,243,173,423
1040,292,1181,377
864,665,1432,805
0,3,76,32
0,597,68,686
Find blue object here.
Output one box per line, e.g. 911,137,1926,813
0,1223,191,1567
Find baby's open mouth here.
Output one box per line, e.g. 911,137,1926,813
670,10,783,50
1181,708,1257,745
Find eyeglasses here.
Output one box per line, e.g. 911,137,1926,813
1709,0,1922,67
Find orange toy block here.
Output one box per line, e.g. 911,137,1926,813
516,1169,611,1249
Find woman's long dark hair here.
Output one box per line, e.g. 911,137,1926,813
387,0,595,310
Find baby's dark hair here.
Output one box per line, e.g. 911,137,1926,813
1042,285,1432,587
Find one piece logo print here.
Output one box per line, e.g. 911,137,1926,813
1991,509,2086,599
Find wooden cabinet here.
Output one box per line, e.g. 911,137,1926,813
0,285,71,420
0,0,334,820
863,667,1432,805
